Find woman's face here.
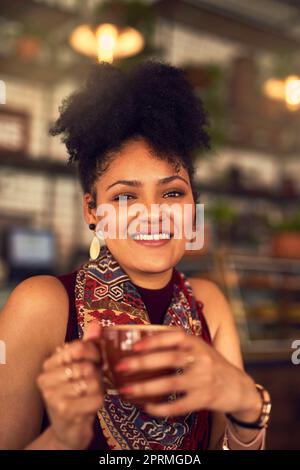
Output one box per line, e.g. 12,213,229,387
84,138,195,279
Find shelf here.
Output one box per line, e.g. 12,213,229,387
239,275,300,291
0,152,76,178
197,182,300,206
180,251,300,272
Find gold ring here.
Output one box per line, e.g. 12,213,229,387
64,366,73,381
73,380,88,397
184,354,196,368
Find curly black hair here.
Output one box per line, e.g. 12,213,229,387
49,60,210,202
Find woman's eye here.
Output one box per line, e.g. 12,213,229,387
112,191,185,201
112,194,136,202
163,190,185,198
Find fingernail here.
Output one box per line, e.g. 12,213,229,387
119,385,134,394
115,360,130,372
133,342,145,351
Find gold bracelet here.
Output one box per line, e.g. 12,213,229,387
225,383,271,430
222,428,230,450
222,425,266,450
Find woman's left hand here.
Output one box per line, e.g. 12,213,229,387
115,328,261,419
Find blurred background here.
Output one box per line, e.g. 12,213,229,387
0,0,300,449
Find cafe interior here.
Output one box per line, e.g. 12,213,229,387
1,0,300,449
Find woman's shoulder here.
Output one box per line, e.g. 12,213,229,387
9,273,69,307
1,274,70,354
186,276,233,342
186,276,224,300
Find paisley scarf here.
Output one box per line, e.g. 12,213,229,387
75,245,211,450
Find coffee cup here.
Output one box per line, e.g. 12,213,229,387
100,324,178,406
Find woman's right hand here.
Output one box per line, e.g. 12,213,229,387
36,320,103,450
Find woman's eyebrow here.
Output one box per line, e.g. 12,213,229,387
106,179,142,191
159,175,189,186
106,175,189,191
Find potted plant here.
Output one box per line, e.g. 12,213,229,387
208,199,237,248
270,209,300,258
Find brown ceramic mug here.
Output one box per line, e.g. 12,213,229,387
99,324,178,406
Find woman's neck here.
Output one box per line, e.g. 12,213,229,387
121,266,174,290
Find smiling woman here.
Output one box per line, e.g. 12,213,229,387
84,138,198,286
0,60,270,451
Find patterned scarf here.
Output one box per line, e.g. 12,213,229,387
75,245,211,450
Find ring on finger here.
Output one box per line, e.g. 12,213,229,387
184,354,196,368
73,379,88,397
64,364,82,381
64,366,74,381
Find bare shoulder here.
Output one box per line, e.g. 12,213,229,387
0,274,69,354
187,276,243,368
0,276,70,448
187,277,234,341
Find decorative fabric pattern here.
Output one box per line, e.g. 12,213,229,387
75,245,211,450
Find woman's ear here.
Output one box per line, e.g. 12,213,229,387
83,193,97,225
88,200,96,209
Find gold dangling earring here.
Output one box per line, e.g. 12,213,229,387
88,223,105,260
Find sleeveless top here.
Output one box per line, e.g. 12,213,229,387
40,268,212,450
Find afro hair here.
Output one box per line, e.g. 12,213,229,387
49,60,210,202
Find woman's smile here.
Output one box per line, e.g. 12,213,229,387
129,232,174,247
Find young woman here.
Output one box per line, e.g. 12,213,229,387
0,61,270,450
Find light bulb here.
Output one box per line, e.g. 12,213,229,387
96,23,118,63
285,75,300,111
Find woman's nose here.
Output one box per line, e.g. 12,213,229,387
137,205,172,231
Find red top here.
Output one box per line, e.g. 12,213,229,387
40,269,212,450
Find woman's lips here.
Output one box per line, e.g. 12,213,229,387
130,234,173,247
132,238,172,247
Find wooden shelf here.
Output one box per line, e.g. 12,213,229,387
0,152,76,178
197,182,300,206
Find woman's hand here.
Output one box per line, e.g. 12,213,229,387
36,320,103,450
115,328,261,420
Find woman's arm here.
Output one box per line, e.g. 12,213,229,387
24,426,71,450
188,278,265,449
0,276,68,449
112,277,267,450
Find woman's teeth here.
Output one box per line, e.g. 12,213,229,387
131,233,171,241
